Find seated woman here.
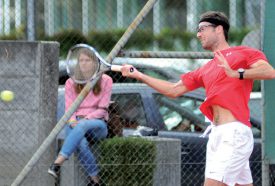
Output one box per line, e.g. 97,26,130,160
48,48,113,186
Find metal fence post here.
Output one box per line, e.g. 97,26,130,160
27,0,35,40
263,0,275,185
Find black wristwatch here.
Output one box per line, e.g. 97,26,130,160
238,68,245,80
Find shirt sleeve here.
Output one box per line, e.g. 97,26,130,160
180,67,204,91
65,79,77,121
247,49,268,66
85,76,113,120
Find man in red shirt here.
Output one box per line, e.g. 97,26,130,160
121,11,275,186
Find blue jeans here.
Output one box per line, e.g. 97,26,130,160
59,119,108,176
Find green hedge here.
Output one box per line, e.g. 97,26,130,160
0,27,252,56
229,27,251,45
155,28,195,50
43,29,88,57
88,29,124,53
99,137,157,186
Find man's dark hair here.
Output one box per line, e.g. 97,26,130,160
199,11,230,41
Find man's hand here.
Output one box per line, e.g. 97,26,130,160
121,65,143,80
215,51,238,78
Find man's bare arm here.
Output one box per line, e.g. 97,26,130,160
121,65,189,98
244,60,275,80
215,51,275,80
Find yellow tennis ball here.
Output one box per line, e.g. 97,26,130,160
0,90,14,102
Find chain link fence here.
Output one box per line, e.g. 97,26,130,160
0,0,273,186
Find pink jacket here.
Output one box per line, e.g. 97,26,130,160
65,74,113,121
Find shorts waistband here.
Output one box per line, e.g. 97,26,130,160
200,121,248,138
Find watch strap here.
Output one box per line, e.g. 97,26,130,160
239,71,244,80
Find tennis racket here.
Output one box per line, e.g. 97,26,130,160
66,43,133,84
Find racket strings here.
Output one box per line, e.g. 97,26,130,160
68,47,100,84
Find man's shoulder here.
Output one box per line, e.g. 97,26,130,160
231,45,261,52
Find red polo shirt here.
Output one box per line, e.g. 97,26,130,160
181,46,268,127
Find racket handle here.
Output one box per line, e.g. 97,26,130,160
111,65,134,73
111,65,122,72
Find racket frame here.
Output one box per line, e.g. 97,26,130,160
66,43,122,84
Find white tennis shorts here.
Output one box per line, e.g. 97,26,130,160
205,121,254,186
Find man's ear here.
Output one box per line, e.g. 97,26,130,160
215,25,224,34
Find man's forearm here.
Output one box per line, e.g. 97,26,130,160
243,63,275,80
139,73,189,98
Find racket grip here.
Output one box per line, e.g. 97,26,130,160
111,65,122,72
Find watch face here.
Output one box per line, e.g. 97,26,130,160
238,68,245,73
